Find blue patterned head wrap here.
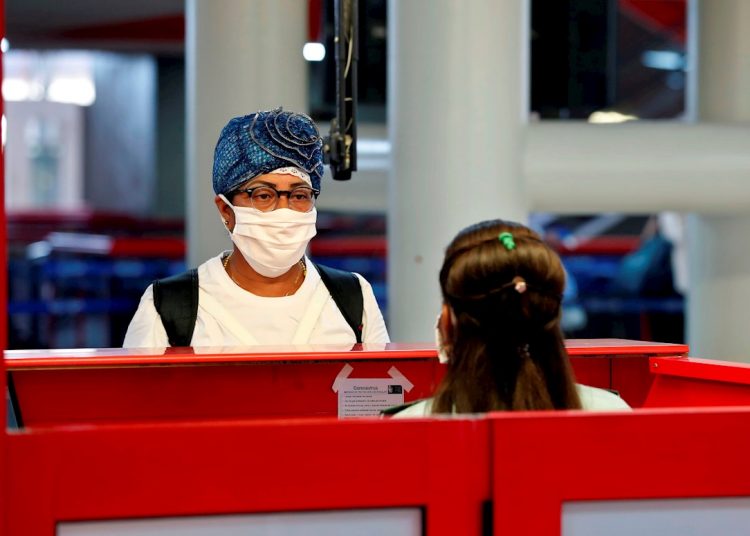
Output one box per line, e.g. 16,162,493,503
212,107,324,195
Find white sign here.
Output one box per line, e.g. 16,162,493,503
337,378,405,418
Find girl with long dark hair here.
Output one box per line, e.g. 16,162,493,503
394,219,629,416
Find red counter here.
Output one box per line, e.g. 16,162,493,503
8,344,440,426
7,339,687,427
7,340,750,535
644,356,750,407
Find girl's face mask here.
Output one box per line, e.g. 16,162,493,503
219,194,317,278
435,313,451,364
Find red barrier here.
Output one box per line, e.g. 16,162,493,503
644,356,750,407
8,344,441,426
9,339,750,535
7,340,688,426
1,2,7,530
6,417,491,536
492,407,750,535
8,407,750,535
567,338,688,407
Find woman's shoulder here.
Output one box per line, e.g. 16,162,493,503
387,399,434,418
576,383,632,411
386,387,630,418
197,252,228,280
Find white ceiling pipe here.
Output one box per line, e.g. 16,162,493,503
525,122,750,214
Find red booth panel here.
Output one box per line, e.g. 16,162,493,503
11,360,442,426
644,357,750,408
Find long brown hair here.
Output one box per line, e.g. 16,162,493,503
432,219,582,413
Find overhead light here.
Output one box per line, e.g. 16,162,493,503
2,78,32,101
0,38,9,53
46,76,96,106
641,50,684,71
588,111,638,124
303,42,326,62
357,139,390,154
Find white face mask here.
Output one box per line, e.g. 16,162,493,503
220,194,317,278
435,314,451,364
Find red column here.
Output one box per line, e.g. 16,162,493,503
0,0,7,530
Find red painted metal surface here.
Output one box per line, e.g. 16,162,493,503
610,354,665,408
566,340,688,407
6,341,689,426
493,407,750,535
9,406,750,535
553,235,640,255
60,14,185,43
11,359,442,426
644,357,750,408
99,236,187,258
6,418,491,536
308,235,644,259
0,25,5,353
651,356,750,384
7,346,442,427
1,2,7,530
18,233,643,260
620,0,686,44
570,353,684,408
8,335,750,534
38,232,185,258
568,356,611,390
309,236,387,256
4,339,689,369
5,343,437,369
564,338,688,356
7,209,183,244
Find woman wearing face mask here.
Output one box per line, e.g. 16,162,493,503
392,219,629,417
123,108,389,347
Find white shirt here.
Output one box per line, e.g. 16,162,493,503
391,384,631,418
123,254,390,347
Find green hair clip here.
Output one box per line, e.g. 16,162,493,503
498,232,516,251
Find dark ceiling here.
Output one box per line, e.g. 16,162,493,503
5,0,686,119
6,0,184,52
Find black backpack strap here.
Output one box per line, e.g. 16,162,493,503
152,268,199,347
314,263,364,343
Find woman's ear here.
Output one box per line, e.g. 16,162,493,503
214,195,235,231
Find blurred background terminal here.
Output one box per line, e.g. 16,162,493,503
3,0,744,357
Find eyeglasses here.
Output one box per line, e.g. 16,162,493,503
232,185,320,212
